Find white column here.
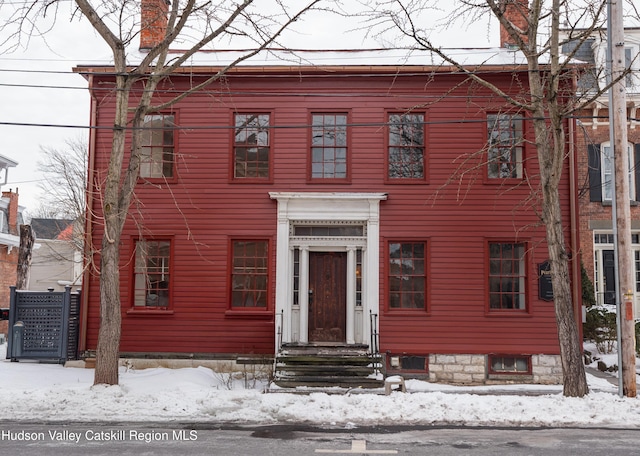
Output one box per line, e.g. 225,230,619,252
273,198,291,345
365,198,382,347
299,246,309,344
346,246,356,344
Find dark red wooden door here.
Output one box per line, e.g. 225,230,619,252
308,252,347,342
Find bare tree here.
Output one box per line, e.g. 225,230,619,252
36,136,87,223
359,0,637,397
30,136,88,256
2,0,324,385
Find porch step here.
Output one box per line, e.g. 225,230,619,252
274,344,383,389
273,377,385,389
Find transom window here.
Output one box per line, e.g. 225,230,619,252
293,225,364,237
234,113,270,178
388,241,426,309
388,113,425,179
311,113,347,178
231,240,268,308
134,239,171,307
487,114,523,179
140,114,175,179
488,242,526,310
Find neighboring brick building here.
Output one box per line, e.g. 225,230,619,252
0,189,22,335
566,28,640,311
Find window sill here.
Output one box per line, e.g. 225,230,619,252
485,310,531,317
484,178,523,185
307,178,352,184
230,178,273,184
487,373,533,381
139,177,178,185
601,201,639,206
225,309,272,319
384,179,429,185
126,308,174,316
383,309,430,316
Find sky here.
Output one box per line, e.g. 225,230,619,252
0,1,498,214
0,341,638,428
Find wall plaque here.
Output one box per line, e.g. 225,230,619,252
538,260,554,301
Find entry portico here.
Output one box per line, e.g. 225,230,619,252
270,192,387,347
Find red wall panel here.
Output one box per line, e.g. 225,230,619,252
83,69,574,356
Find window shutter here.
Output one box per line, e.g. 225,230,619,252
635,144,640,202
588,144,602,202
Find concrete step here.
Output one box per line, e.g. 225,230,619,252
274,344,382,388
276,355,374,366
275,364,375,376
273,376,384,389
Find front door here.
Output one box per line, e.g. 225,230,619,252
308,252,347,342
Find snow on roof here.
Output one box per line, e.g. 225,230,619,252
74,46,539,73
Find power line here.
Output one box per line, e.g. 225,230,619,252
2,115,630,132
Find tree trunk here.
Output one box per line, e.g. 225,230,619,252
93,234,122,385
531,100,588,396
93,72,131,386
16,224,34,290
542,184,589,397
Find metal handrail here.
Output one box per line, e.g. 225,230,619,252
276,309,284,353
369,311,381,375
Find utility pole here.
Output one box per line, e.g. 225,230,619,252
608,0,637,398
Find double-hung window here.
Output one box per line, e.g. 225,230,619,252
311,113,348,179
599,142,636,202
234,113,270,179
230,240,269,308
387,113,425,180
140,114,175,179
487,114,523,179
133,239,171,308
388,241,427,309
488,242,526,311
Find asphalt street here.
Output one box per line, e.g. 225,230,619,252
0,422,638,456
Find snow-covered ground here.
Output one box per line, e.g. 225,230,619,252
1,342,639,428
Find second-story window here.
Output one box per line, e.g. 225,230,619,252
311,113,348,179
388,113,425,180
601,142,635,202
234,113,270,179
487,114,523,179
588,142,640,203
140,114,175,179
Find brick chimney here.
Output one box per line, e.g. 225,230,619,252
2,190,19,236
499,0,529,48
140,0,169,50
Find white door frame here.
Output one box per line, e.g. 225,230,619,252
270,192,387,347
593,230,640,316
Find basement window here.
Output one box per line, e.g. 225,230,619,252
488,354,531,375
387,354,427,373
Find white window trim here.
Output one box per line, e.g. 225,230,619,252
600,142,635,202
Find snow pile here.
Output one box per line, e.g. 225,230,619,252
1,343,639,427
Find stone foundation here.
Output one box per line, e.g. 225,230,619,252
428,353,563,385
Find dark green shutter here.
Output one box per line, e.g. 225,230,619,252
588,144,602,202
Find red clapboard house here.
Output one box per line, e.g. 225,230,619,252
75,2,581,386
